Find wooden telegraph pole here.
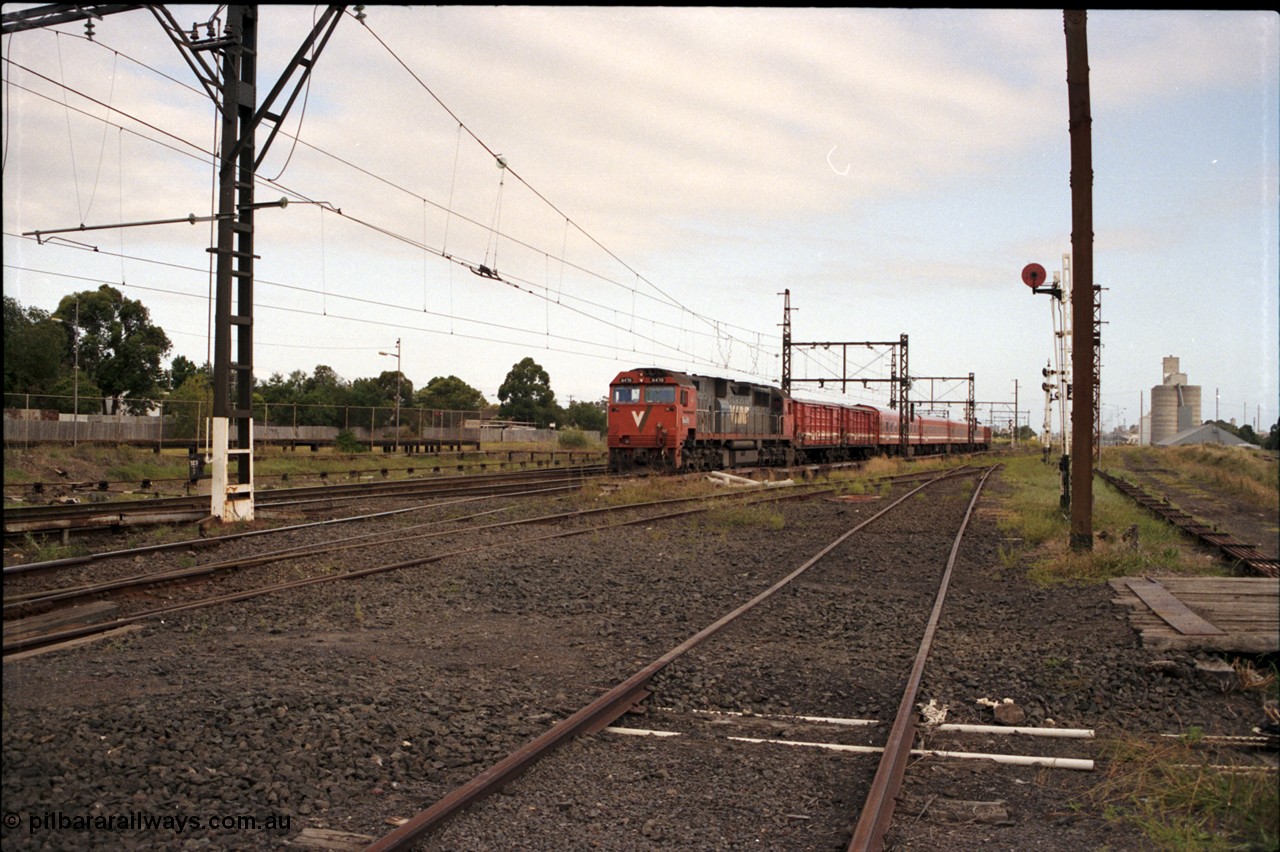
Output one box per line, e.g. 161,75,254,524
1064,9,1094,550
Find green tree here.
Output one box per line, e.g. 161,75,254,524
167,371,213,439
373,370,413,411
3,296,66,396
167,355,208,392
349,376,392,426
46,372,104,414
562,399,607,432
1263,421,1279,451
413,375,488,412
55,286,171,414
295,365,349,427
497,357,559,427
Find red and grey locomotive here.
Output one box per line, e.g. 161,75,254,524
607,367,990,473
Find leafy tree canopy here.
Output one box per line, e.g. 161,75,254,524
168,371,212,439
562,399,606,432
413,375,488,412
3,296,65,395
497,357,559,427
54,285,171,414
1206,418,1263,447
168,355,209,391
1264,421,1279,451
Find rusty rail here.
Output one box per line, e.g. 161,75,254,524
1097,470,1278,578
363,468,982,851
847,466,996,851
3,466,604,537
4,480,838,656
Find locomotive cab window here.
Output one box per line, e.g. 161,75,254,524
644,386,676,404
613,387,642,404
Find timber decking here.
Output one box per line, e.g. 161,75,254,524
1110,575,1279,654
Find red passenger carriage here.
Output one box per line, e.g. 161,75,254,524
608,367,990,473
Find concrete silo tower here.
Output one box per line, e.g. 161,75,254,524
1149,356,1202,444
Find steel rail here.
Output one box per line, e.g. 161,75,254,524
1097,470,1278,578
362,468,985,852
3,503,527,615
847,465,996,851
2,482,837,657
3,466,603,535
5,462,959,579
3,480,589,578
5,481,827,616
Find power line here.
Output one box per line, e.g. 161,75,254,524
3,60,757,348
5,247,777,383
356,16,765,346
5,38,773,357
5,28,780,378
0,68,765,368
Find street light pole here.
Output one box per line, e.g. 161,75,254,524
378,339,402,453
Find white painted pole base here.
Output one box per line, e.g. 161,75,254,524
211,416,254,523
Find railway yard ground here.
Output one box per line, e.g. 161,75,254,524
2,443,1278,851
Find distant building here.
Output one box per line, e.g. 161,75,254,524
1149,356,1201,445
1157,423,1251,447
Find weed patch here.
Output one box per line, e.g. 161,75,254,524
702,503,785,531
1082,734,1279,849
996,453,1226,585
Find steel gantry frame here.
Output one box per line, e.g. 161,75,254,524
3,3,347,523
909,374,976,446
780,290,912,454
1091,284,1104,463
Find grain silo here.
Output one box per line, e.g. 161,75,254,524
1150,385,1179,443
1149,356,1202,444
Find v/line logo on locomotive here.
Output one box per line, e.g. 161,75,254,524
607,367,991,473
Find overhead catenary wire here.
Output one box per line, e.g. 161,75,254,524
12,27,778,378
4,63,767,361
53,32,83,224
79,39,117,223
4,22,780,383
4,35,774,354
4,247,748,380
355,14,766,346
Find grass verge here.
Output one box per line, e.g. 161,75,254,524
1080,732,1279,850
994,452,1223,585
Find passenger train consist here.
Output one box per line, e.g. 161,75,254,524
608,367,991,473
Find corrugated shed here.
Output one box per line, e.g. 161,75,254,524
1156,423,1251,447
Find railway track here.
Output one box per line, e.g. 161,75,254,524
6,460,1272,851
362,466,1029,851
1097,469,1279,577
2,465,607,538
4,465,972,659
2,475,833,658
2,449,605,499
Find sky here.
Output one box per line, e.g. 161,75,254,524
3,7,1277,434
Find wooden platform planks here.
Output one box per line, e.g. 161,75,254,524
1110,576,1279,654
